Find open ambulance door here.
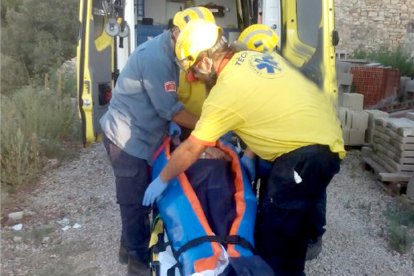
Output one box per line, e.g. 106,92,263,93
77,0,134,147
261,0,339,103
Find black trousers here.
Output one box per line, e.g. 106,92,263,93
103,136,151,262
255,145,341,276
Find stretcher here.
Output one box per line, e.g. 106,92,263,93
148,138,273,276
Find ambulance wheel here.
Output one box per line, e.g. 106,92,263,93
119,22,130,38
105,19,120,36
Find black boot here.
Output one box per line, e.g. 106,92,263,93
119,243,129,265
127,257,150,276
305,236,323,261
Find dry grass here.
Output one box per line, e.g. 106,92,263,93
1,81,80,191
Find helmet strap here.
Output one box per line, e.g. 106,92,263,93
210,48,233,75
170,26,180,44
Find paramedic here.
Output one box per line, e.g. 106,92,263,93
235,24,327,261
143,19,346,275
99,7,214,275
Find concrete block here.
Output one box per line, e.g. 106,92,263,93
361,146,372,158
365,128,374,144
335,51,348,60
406,80,414,93
336,61,351,73
342,93,364,110
338,73,353,86
407,176,414,201
365,109,389,129
342,128,350,145
350,110,369,130
338,91,343,106
338,84,352,94
407,112,414,121
338,107,352,129
348,129,366,145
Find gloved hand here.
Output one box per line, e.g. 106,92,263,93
241,155,256,182
142,176,168,206
168,122,181,138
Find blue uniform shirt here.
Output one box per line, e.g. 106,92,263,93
100,31,183,164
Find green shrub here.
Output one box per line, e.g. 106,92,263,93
0,53,30,94
0,83,81,190
48,65,77,98
351,45,414,77
384,202,414,253
1,0,78,78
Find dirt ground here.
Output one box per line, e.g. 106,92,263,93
1,144,413,276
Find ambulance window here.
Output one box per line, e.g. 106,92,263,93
296,0,321,48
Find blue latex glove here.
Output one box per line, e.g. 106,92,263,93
168,122,181,138
241,155,256,182
142,176,168,206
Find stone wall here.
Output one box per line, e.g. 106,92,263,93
334,0,414,56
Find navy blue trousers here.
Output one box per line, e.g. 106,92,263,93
185,159,236,236
103,136,151,263
255,145,340,276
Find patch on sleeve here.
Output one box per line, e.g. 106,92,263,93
164,81,177,93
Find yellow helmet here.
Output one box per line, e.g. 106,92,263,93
237,24,279,53
173,6,215,31
175,19,222,71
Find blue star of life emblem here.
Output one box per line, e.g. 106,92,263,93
255,55,281,73
250,54,282,78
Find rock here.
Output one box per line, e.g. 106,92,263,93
44,159,60,171
72,223,82,229
13,236,23,243
61,226,71,231
57,217,70,227
42,237,50,243
8,211,24,221
24,210,36,217
12,224,23,231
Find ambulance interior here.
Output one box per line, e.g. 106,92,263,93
135,0,247,47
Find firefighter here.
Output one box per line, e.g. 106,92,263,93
143,19,346,275
99,7,215,275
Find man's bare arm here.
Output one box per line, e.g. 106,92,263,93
172,109,198,129
160,139,206,182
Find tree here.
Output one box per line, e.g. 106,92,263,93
1,0,79,83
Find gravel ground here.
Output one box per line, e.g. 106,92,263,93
1,143,413,276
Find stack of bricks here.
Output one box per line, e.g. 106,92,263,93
369,114,414,176
338,93,369,146
350,66,400,108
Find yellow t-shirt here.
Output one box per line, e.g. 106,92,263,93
191,51,346,161
177,72,207,117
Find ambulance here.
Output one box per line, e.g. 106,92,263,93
77,0,338,146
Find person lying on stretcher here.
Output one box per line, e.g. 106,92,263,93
147,123,273,276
